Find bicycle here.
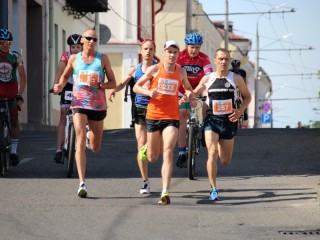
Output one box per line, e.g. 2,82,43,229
186,96,206,180
63,109,76,178
49,89,75,178
0,98,11,176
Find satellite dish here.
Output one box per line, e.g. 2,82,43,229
99,24,111,44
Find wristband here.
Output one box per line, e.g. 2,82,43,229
15,95,24,102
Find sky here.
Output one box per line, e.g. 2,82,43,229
198,0,320,128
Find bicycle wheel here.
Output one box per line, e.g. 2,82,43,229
187,124,197,180
0,119,9,176
0,150,4,176
67,123,76,178
2,120,10,173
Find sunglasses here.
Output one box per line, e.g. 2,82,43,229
83,36,98,42
0,40,12,46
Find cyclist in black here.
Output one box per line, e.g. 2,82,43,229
52,34,82,163
230,59,248,128
124,76,136,128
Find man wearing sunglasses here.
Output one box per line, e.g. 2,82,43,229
54,29,116,198
0,28,27,167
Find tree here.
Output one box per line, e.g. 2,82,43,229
310,121,320,128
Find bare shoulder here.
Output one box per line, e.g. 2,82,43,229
149,63,159,73
100,53,110,62
68,54,77,62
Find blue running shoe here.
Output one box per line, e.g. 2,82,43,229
209,188,219,201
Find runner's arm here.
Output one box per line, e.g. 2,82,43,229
108,66,136,101
193,75,209,97
236,75,251,113
229,75,251,122
133,64,158,98
101,54,117,90
180,67,195,106
54,55,75,93
17,64,27,96
53,61,67,85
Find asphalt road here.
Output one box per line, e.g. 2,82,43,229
0,128,319,240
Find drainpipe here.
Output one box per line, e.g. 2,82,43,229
155,0,166,14
44,0,50,125
137,0,143,42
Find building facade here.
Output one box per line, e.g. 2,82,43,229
1,0,271,129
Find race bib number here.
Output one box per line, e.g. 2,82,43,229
78,70,100,86
157,78,178,95
212,99,233,115
64,90,73,101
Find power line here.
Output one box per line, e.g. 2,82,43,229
259,97,319,102
192,9,295,17
249,47,314,52
260,73,318,77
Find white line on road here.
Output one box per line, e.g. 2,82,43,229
19,157,34,165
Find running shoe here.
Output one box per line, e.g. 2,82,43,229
140,181,150,194
209,188,219,201
54,151,63,164
176,154,187,168
139,143,148,161
9,153,20,167
158,193,170,205
77,182,88,198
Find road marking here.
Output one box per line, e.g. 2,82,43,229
19,157,34,165
45,147,56,151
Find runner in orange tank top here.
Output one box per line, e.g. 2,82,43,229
146,61,181,120
133,40,196,205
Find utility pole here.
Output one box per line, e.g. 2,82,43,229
224,0,229,49
186,0,192,34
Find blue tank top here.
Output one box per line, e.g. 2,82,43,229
72,52,107,111
134,60,157,108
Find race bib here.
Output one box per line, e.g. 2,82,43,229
64,90,73,101
78,70,100,86
212,99,233,115
157,78,178,95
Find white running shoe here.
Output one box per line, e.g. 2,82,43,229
139,181,150,194
77,182,88,198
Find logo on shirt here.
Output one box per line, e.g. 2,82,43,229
182,64,203,75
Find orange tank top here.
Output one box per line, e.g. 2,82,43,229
146,62,182,120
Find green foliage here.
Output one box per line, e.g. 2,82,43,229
310,121,320,128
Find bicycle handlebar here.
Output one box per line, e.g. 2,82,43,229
49,88,62,95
